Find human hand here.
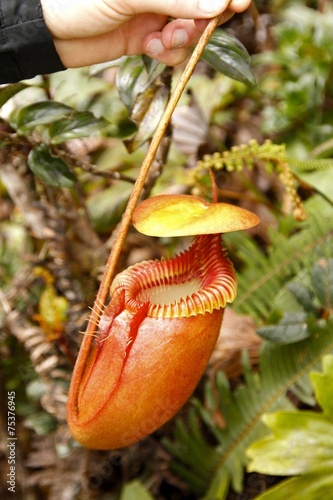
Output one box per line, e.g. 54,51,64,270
41,0,251,68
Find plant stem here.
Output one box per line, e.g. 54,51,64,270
80,14,221,355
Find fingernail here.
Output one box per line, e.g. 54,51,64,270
199,0,226,14
146,38,164,57
172,29,188,48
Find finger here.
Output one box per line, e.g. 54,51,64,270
123,0,232,19
159,4,246,52
144,33,191,66
228,0,252,13
194,9,235,33
160,19,207,50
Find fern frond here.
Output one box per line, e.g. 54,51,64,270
196,139,333,175
165,195,333,499
311,138,333,159
247,355,333,499
227,196,333,322
195,138,307,220
165,319,333,499
290,158,333,171
163,409,219,494
195,139,333,221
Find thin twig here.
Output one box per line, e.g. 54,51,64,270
75,15,222,373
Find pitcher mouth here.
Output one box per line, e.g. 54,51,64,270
110,234,237,320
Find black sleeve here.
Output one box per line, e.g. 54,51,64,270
0,0,66,84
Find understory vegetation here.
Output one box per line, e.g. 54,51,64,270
1,0,333,498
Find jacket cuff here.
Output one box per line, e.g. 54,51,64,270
0,0,66,84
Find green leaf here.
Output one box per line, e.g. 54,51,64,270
24,411,57,435
116,56,169,153
164,197,333,498
141,55,166,79
311,259,333,309
228,195,333,323
247,355,333,499
254,473,333,500
311,355,333,420
124,83,168,152
115,56,169,150
257,311,309,344
202,31,256,87
88,57,126,76
28,145,76,188
15,101,73,132
247,411,333,475
294,164,333,203
86,182,132,233
302,169,333,204
116,56,163,111
166,317,333,499
107,117,137,139
120,480,154,500
49,111,108,144
287,282,317,314
0,82,29,108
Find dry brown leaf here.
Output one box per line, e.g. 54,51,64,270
208,307,262,380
